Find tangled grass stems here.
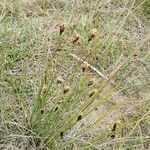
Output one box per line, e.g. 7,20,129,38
57,97,149,150
0,1,149,149
42,35,149,147
119,110,150,149
101,0,147,54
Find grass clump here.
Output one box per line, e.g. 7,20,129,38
0,0,150,149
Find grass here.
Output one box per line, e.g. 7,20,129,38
0,0,150,149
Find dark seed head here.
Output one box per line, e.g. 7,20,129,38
88,36,93,42
134,54,138,57
60,131,64,139
56,76,64,84
54,107,58,111
73,36,79,44
89,89,98,97
110,134,115,139
77,115,82,121
87,78,95,86
95,57,99,60
14,119,18,123
112,123,117,132
140,49,143,51
60,24,65,35
40,109,44,114
95,107,98,110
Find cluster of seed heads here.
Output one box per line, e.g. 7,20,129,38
56,75,71,94
56,76,64,84
110,120,122,139
56,74,96,95
57,24,99,139
59,23,98,42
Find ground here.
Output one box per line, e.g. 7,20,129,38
0,0,150,150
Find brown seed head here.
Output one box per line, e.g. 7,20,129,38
112,120,122,132
73,36,79,44
63,86,71,94
112,123,117,132
88,78,95,86
89,89,98,97
60,23,65,35
88,28,98,41
56,76,64,84
81,62,89,72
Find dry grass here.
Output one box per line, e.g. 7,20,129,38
0,0,150,149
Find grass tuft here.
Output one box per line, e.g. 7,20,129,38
0,0,149,149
